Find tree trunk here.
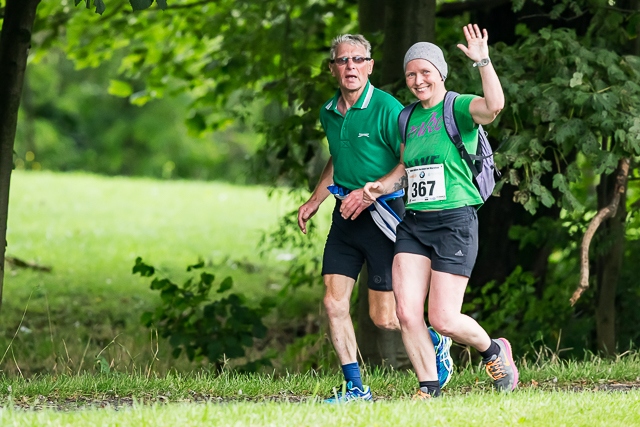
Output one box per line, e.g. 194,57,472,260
0,0,42,312
21,70,38,157
355,267,410,369
636,0,640,55
354,0,435,369
380,0,435,92
594,158,628,355
358,0,386,40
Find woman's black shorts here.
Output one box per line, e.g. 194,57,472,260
394,206,478,278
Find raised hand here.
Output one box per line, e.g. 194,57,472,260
456,24,489,63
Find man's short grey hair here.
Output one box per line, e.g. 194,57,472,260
329,34,371,60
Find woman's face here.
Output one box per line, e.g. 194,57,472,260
405,59,444,103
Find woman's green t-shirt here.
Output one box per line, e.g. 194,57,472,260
403,94,483,211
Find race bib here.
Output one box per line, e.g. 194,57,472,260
406,164,446,203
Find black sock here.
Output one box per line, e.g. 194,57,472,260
419,380,441,397
480,340,500,361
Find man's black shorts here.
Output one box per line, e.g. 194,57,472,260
395,206,478,278
322,197,405,291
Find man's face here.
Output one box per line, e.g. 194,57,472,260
329,43,374,93
405,59,443,102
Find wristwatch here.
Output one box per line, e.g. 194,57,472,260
472,58,491,67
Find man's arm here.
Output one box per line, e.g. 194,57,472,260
297,157,334,234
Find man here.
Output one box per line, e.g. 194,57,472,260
297,34,453,403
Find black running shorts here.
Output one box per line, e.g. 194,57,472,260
394,206,478,278
322,197,405,291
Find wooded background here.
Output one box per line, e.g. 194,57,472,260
1,0,640,368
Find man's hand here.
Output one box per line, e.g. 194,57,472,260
339,188,372,220
298,200,320,234
363,181,385,203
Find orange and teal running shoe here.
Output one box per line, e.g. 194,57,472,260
412,388,433,401
484,338,519,391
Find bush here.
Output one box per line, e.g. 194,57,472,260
133,257,274,371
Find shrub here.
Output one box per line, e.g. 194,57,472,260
133,257,274,371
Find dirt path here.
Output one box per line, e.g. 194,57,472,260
5,379,640,411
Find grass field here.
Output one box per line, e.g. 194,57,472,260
0,358,638,425
2,171,640,425
2,170,329,375
1,391,639,427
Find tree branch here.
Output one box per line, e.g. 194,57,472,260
570,158,630,306
5,256,51,272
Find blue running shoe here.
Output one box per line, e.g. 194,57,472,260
429,327,454,389
324,381,373,404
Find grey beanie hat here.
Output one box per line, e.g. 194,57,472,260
403,42,448,80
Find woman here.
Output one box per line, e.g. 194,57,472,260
364,24,518,399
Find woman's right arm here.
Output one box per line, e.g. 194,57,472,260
364,146,407,203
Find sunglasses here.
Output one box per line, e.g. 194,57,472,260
330,56,372,66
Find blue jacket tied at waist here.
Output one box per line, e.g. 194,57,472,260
327,184,404,242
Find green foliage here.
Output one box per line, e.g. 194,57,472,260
24,0,640,359
35,0,357,188
15,50,261,183
133,257,274,371
281,332,334,373
467,266,537,335
258,203,324,291
494,26,640,214
75,0,166,14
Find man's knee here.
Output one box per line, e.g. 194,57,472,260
323,275,354,319
370,310,400,331
323,293,350,318
369,290,399,330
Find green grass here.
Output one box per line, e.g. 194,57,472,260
2,392,639,427
1,352,639,403
3,171,640,425
2,170,329,376
0,357,638,425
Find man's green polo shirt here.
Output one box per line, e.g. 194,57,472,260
320,81,403,190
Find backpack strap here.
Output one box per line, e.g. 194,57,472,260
442,91,480,178
398,101,420,144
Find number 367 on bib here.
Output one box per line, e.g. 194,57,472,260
406,164,446,204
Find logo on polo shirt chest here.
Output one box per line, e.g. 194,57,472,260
358,133,370,138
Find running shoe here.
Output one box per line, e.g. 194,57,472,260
484,338,519,392
324,381,373,403
412,388,433,401
429,327,454,389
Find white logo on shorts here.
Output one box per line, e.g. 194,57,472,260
454,250,464,257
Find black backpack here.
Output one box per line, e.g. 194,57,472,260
398,91,500,202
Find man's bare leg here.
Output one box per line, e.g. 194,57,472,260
323,273,372,397
368,288,400,331
323,273,358,364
